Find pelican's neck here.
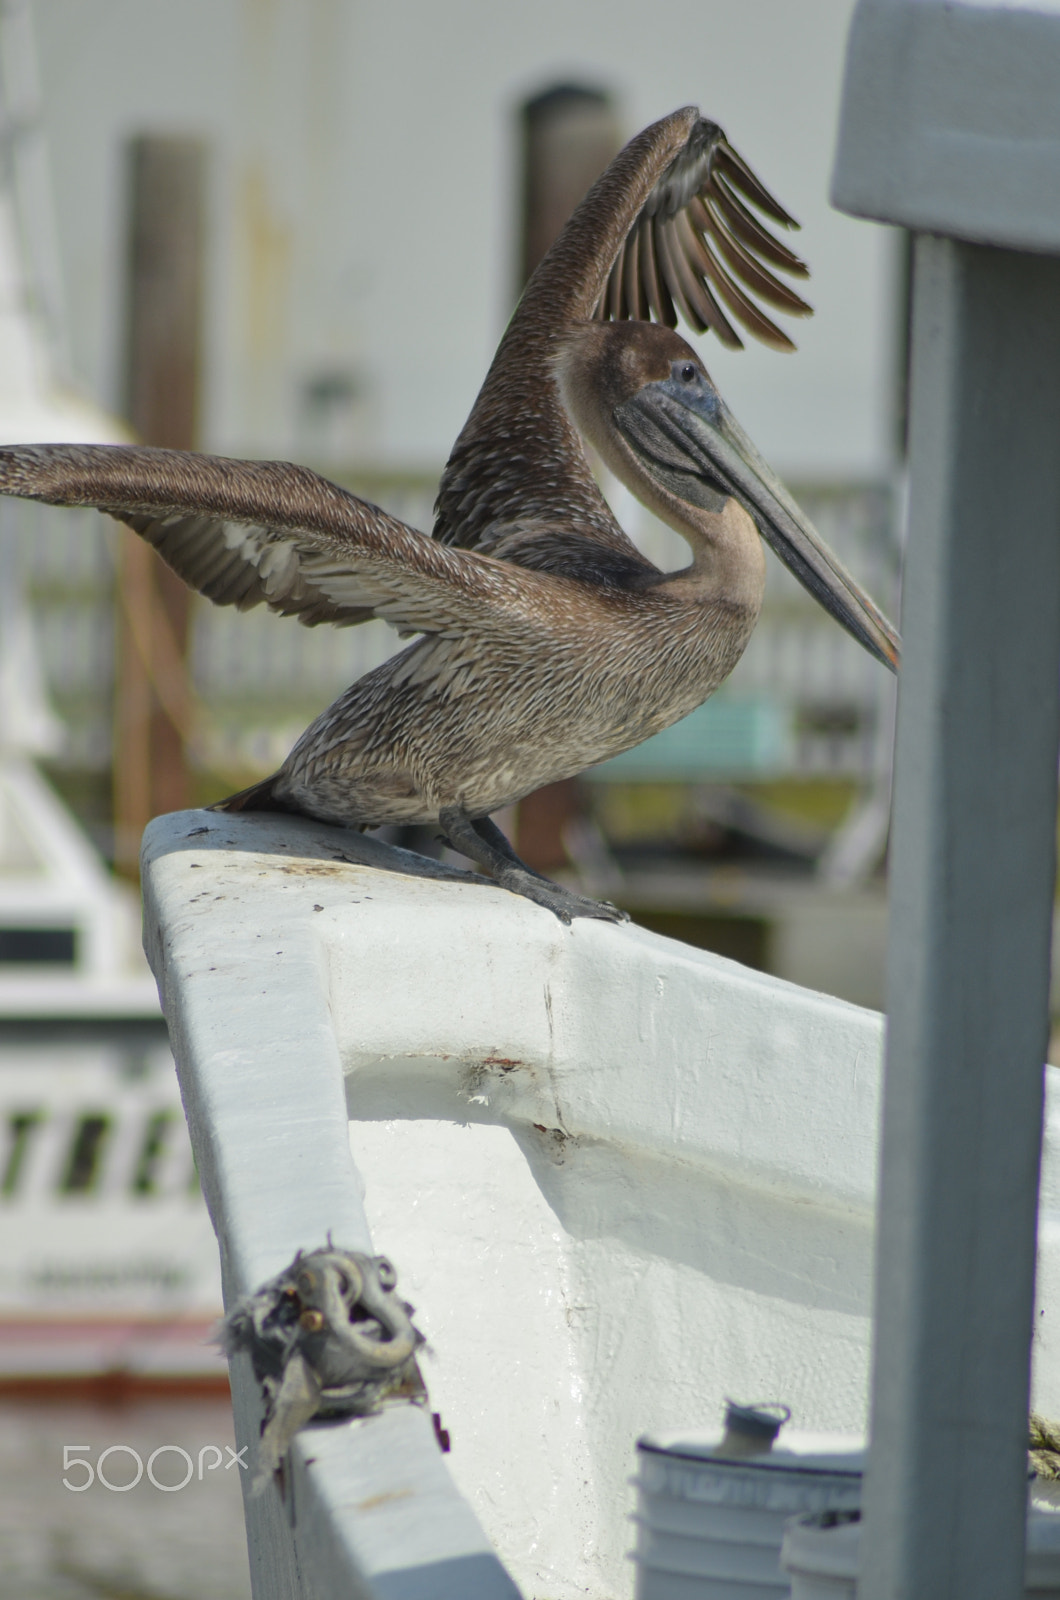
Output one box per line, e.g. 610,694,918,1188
652,495,766,615
555,329,765,615
576,383,765,613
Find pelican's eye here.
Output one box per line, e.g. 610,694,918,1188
678,362,698,384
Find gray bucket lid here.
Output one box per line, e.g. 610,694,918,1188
638,1428,866,1477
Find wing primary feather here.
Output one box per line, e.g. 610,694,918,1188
693,196,813,316
661,216,745,347
644,219,677,328
607,250,625,320
713,141,799,227
622,222,648,321
654,219,706,333
675,209,798,349
637,218,664,324
707,177,810,277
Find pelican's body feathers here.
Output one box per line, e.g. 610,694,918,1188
0,108,895,921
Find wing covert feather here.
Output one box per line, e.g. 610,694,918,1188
0,443,552,638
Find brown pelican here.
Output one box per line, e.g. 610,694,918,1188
0,107,898,923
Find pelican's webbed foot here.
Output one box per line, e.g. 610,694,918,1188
438,808,629,926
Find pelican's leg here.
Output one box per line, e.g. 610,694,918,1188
437,807,628,925
469,815,554,881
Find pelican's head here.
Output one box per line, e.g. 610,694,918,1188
555,321,899,672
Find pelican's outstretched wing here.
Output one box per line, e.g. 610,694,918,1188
0,444,556,638
434,106,810,572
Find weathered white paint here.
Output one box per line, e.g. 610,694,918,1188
141,809,1060,1599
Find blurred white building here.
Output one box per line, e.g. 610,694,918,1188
32,0,899,478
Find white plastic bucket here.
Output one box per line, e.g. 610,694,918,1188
632,1429,864,1600
780,1507,1060,1599
778,1512,859,1600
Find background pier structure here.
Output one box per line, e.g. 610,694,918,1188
831,3,1060,1596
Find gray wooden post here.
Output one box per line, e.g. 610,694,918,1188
114,135,205,873
870,234,1060,1598
832,4,1060,1595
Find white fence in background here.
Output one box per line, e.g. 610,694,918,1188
3,470,900,783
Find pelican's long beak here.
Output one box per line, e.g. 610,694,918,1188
614,379,900,672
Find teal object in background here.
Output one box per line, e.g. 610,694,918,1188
587,696,792,780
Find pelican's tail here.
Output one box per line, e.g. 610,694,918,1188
210,775,296,815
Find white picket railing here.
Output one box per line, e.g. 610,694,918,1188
6,471,899,789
